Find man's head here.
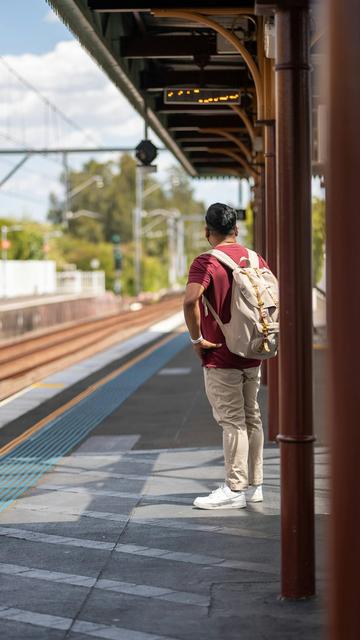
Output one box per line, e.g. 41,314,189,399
205,203,238,243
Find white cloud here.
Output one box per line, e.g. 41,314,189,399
0,39,147,218
0,41,141,151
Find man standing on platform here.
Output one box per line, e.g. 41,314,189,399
183,203,267,509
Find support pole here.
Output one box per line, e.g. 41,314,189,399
328,0,360,636
260,164,266,261
252,181,260,252
259,163,268,386
253,171,265,255
264,122,279,441
275,3,315,598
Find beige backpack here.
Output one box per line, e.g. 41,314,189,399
202,248,279,360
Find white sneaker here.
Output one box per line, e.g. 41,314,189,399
193,484,247,510
246,484,263,503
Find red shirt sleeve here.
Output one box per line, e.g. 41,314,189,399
187,254,218,290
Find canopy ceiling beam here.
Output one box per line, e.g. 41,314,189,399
166,115,245,128
195,164,243,170
206,146,259,178
200,127,253,162
189,156,239,163
198,169,245,177
170,126,243,132
156,103,242,116
182,142,239,150
174,136,236,142
120,35,217,58
230,104,256,144
141,69,252,91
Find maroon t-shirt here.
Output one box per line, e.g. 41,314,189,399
187,243,268,369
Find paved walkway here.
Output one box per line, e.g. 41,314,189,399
0,344,329,639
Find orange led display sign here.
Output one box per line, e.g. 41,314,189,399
164,88,241,105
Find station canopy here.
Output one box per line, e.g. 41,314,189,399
47,1,323,178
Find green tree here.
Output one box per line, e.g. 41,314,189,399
0,218,48,260
48,155,136,242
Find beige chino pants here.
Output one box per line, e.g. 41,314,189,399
203,366,263,491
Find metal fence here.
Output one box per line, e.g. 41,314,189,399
55,270,105,295
0,261,105,298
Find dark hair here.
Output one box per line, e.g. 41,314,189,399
205,202,237,235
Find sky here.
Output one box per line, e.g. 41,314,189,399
0,1,243,222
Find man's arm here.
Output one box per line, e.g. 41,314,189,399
183,283,204,340
183,283,222,360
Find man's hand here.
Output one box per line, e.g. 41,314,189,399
192,339,222,361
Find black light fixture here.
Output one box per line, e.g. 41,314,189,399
135,139,157,166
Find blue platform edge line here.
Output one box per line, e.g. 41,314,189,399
0,331,188,512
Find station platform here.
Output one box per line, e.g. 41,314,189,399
0,314,329,640
0,291,121,341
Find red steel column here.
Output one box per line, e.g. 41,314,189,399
328,0,360,636
275,3,315,598
259,163,268,386
260,164,267,260
253,177,263,254
264,122,279,441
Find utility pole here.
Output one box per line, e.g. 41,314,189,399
167,216,177,289
176,217,186,279
62,152,70,227
134,165,144,297
112,234,122,296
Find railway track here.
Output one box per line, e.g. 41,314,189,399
0,296,182,402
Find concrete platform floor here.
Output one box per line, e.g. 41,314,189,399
0,344,329,640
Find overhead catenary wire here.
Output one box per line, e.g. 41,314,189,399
0,56,99,147
0,156,59,182
0,132,63,167
0,189,47,205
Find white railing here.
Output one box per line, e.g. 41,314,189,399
56,270,105,295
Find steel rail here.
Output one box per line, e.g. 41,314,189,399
0,296,182,400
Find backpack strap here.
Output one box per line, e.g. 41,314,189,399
201,249,237,330
201,295,225,332
202,248,239,271
202,247,260,270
